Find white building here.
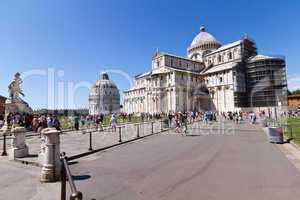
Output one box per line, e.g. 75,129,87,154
123,26,287,114
89,72,120,115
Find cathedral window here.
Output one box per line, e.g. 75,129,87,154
171,59,173,66
218,55,222,63
156,61,160,67
228,52,233,60
220,77,223,83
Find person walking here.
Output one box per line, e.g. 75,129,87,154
168,112,173,128
182,112,188,135
47,116,53,128
98,113,104,131
110,114,117,132
175,113,181,133
74,116,79,131
53,116,61,131
203,112,208,124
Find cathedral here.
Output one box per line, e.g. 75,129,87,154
123,26,287,114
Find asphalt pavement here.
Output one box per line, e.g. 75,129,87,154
68,121,300,200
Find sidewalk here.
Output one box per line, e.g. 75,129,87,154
0,121,171,200
278,142,300,172
0,121,163,165
0,158,49,200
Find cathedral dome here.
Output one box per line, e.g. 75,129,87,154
190,26,220,47
95,72,117,89
187,25,221,61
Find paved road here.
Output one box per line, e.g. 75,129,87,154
69,122,300,200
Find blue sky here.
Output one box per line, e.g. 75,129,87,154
0,0,299,109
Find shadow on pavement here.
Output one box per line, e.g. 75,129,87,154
72,175,91,181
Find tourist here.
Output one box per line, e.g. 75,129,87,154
213,112,217,121
80,115,86,127
98,113,104,131
47,116,53,127
235,114,239,124
25,114,32,129
191,111,196,122
32,116,39,132
238,112,243,123
182,112,188,134
110,114,117,132
250,112,256,124
175,113,181,133
252,113,257,124
168,112,173,128
53,116,61,131
14,112,21,124
128,114,132,122
203,112,208,124
74,116,79,131
141,113,145,122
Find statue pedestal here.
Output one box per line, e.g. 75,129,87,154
39,128,61,182
9,127,28,160
5,98,32,115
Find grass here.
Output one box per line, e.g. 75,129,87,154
59,116,72,130
283,117,300,146
58,115,159,130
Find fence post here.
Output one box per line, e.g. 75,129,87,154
151,122,154,134
60,156,66,200
136,124,140,138
1,133,7,156
118,127,122,143
88,131,93,151
60,152,83,200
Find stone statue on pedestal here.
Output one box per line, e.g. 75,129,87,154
1,73,32,132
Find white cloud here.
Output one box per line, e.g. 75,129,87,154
287,74,300,91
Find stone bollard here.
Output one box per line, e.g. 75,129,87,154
9,127,29,160
39,128,61,182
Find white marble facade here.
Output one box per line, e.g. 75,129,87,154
123,25,286,114
89,72,120,115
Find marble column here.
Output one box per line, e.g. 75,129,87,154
9,127,29,160
39,128,61,182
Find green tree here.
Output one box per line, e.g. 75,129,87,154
291,89,300,95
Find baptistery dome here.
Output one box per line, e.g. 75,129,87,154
89,72,120,115
187,25,221,61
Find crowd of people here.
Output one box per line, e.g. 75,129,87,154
0,112,61,131
0,110,275,134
